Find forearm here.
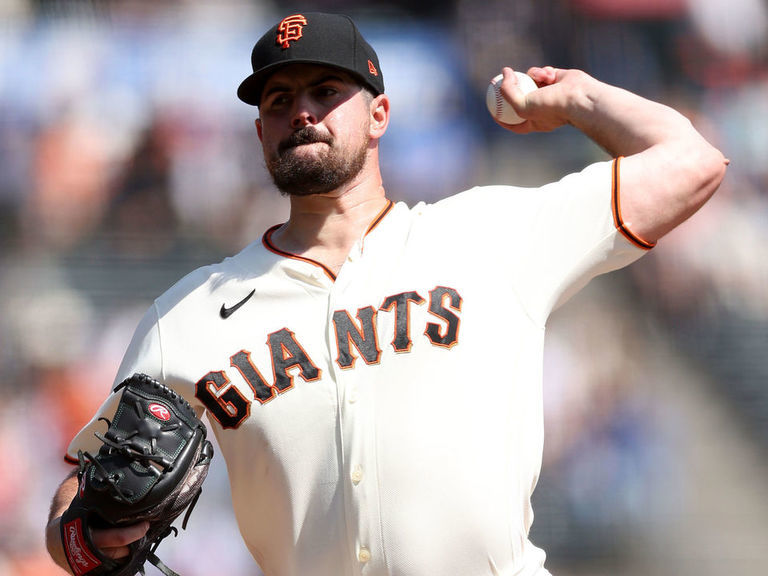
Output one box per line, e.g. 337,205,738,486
507,66,728,242
46,471,79,574
572,74,727,239
565,73,702,158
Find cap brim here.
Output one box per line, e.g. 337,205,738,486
238,60,337,106
237,73,264,106
237,60,381,107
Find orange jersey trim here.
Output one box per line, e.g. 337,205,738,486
612,157,655,250
262,200,395,281
365,199,394,235
263,225,338,281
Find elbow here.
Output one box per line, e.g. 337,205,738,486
685,138,728,209
649,139,728,241
702,143,729,196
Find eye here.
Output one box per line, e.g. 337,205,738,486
263,92,292,111
315,86,339,99
275,94,293,106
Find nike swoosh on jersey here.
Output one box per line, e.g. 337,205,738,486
220,289,256,319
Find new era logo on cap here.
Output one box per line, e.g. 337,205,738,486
237,12,385,106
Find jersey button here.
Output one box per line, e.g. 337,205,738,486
351,465,363,485
358,547,371,563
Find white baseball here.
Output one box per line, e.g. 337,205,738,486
486,71,537,125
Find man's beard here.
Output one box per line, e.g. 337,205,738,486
266,126,369,196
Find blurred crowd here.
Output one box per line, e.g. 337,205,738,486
1,0,767,575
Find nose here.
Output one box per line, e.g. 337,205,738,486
291,94,317,129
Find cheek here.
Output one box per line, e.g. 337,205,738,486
257,124,281,154
327,109,371,145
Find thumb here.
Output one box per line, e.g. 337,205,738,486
499,67,530,114
91,520,150,551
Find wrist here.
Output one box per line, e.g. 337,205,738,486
46,516,74,575
563,71,602,128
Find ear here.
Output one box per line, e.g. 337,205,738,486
369,94,390,140
255,118,263,142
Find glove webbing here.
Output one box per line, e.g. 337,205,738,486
144,553,180,576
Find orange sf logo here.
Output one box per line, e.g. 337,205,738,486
276,14,308,49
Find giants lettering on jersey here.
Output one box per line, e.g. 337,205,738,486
196,286,462,428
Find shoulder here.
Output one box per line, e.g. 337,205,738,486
153,239,272,314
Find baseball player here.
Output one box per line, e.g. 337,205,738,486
46,11,727,576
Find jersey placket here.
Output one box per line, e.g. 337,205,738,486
328,241,385,574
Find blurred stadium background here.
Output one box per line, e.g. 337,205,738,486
1,0,767,575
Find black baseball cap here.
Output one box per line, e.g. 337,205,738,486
238,12,385,106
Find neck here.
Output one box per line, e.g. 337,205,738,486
270,176,389,274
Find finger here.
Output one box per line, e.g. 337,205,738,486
499,67,527,109
100,544,131,560
527,66,557,86
91,521,150,553
501,66,517,83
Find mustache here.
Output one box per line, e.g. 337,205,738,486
278,127,333,154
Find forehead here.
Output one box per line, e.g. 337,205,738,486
262,64,360,91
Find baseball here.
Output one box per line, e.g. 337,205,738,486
486,71,537,125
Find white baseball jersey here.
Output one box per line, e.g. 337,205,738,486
68,158,651,576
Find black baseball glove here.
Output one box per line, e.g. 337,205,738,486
60,373,214,576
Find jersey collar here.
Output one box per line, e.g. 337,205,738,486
262,200,395,282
